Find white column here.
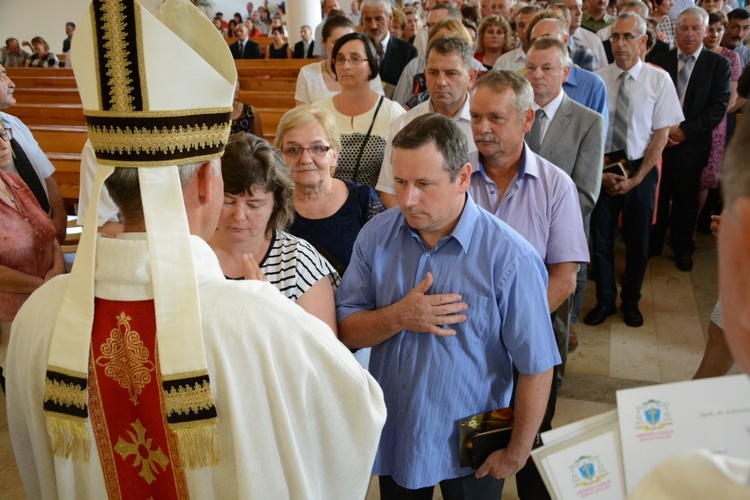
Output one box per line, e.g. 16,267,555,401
286,0,322,45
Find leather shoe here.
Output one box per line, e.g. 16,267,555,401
621,304,644,327
675,255,693,272
583,304,617,326
568,326,579,352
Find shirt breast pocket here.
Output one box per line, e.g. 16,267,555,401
431,285,498,345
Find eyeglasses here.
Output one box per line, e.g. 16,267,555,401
0,128,12,142
282,145,332,158
610,33,643,42
334,54,368,65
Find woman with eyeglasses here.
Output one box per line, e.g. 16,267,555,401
208,133,339,334
275,105,385,368
275,104,384,273
0,125,64,392
316,32,405,188
294,14,384,106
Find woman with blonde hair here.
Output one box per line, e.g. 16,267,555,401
475,15,514,70
275,105,384,367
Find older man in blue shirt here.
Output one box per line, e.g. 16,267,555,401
336,114,559,499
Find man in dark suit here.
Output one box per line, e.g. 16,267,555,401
293,25,315,59
229,23,262,60
649,7,731,271
361,0,417,87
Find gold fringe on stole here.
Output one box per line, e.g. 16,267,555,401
45,414,91,463
171,420,221,469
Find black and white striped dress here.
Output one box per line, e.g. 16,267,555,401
258,230,340,302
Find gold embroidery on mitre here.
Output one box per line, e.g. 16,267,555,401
114,419,169,485
95,312,155,406
87,122,231,156
100,0,135,111
164,378,215,416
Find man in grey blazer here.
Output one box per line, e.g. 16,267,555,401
525,36,605,359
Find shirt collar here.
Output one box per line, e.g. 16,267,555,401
473,142,538,185
533,90,564,123
381,31,391,53
618,57,643,80
397,194,477,254
428,93,472,121
678,44,703,60
565,63,579,86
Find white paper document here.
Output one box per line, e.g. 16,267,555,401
616,374,750,493
533,410,627,500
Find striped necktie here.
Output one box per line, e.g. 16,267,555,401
677,53,694,104
612,71,630,155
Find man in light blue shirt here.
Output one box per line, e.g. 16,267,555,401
336,114,559,498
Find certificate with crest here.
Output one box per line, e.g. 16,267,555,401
616,374,750,493
533,410,626,500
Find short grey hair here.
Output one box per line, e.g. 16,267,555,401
472,69,534,121
678,6,709,28
106,159,219,225
361,0,393,15
622,0,649,18
615,11,647,36
391,113,468,181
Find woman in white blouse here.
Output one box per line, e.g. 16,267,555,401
294,15,384,106
316,32,405,188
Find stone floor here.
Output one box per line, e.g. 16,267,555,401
0,233,735,499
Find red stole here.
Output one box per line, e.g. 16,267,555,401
88,298,188,499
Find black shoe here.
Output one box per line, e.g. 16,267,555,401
584,304,617,326
675,255,693,272
621,304,644,327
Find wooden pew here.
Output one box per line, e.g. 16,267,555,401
8,75,78,89
29,125,88,154
238,91,295,108
13,87,82,104
240,77,297,92
235,59,309,78
12,103,86,126
49,153,82,203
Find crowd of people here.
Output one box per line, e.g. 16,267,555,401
2,0,750,497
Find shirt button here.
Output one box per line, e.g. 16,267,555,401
425,252,430,257
24,217,29,222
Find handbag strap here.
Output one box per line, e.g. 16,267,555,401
351,95,384,183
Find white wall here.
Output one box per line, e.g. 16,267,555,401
0,0,91,55
0,0,352,54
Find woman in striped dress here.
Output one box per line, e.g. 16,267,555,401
209,133,339,334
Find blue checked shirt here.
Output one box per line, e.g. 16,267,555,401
569,40,600,72
336,195,560,489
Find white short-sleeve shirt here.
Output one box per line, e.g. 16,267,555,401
596,59,684,160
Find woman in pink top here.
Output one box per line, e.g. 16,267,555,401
0,124,64,391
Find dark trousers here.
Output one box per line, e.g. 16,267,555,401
379,473,504,500
651,151,706,258
591,166,657,307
